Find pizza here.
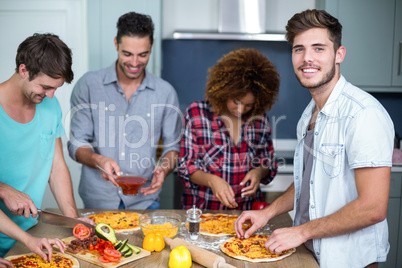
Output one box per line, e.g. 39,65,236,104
88,211,141,232
6,252,79,268
220,235,295,262
188,213,250,236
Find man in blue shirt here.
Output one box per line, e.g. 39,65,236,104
68,12,181,210
235,9,393,268
0,33,92,258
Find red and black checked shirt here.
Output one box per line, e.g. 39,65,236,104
178,101,277,210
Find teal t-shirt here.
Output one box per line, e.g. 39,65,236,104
0,97,65,256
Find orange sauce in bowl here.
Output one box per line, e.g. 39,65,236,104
116,176,147,195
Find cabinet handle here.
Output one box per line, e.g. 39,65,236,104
399,41,402,76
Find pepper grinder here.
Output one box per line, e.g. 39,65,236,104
186,205,202,240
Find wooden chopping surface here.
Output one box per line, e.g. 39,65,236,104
61,236,150,268
6,209,319,268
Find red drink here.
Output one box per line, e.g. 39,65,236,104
116,176,147,195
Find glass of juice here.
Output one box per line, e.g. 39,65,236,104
116,175,147,195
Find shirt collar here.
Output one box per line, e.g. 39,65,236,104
320,75,346,117
103,62,156,91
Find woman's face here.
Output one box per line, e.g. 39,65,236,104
225,92,255,119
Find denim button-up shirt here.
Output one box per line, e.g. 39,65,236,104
293,76,394,267
67,63,181,209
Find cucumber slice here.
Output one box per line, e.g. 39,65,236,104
123,248,133,258
116,239,128,252
127,243,141,254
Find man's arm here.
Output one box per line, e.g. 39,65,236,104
48,138,79,218
235,183,295,238
74,146,120,187
265,166,390,254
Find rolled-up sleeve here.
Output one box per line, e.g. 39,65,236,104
67,75,95,161
177,109,204,189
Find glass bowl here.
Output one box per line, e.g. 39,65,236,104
139,212,182,238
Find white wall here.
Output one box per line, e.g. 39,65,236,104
0,0,88,209
162,0,316,38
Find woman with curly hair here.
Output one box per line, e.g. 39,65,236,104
178,48,280,210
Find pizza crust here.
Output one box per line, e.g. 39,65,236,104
220,236,296,263
6,252,80,268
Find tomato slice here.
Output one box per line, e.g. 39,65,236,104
98,256,110,263
104,248,122,259
73,223,91,240
104,255,120,262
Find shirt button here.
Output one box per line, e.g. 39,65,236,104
147,113,151,117
125,114,129,118
295,153,299,157
123,95,126,98
315,132,318,135
295,176,299,180
121,152,125,156
310,180,313,184
123,133,127,137
311,204,315,209
105,107,108,111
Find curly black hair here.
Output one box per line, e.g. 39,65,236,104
116,11,154,45
205,48,280,118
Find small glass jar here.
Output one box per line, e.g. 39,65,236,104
186,205,202,240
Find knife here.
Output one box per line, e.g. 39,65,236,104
37,209,95,232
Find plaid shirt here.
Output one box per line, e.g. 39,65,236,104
178,100,277,210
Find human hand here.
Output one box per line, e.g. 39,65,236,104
240,169,263,197
25,236,66,262
265,227,305,254
97,157,120,187
235,210,269,239
0,257,13,268
0,183,37,218
209,176,238,209
141,166,165,196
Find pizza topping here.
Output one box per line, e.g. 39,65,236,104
221,235,295,261
88,212,141,230
73,223,91,240
9,253,75,268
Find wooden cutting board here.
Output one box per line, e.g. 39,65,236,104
62,236,151,268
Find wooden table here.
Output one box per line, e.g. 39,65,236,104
6,209,318,268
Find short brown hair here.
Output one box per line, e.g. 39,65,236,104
205,48,280,118
286,9,342,51
116,11,154,45
15,33,73,83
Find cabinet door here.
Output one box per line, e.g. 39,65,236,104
393,0,402,86
326,0,395,87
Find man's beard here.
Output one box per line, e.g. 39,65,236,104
296,64,336,89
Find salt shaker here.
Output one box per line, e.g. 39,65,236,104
186,205,202,240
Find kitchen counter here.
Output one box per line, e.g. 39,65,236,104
6,209,318,268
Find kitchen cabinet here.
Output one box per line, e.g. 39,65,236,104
379,171,402,268
322,0,402,92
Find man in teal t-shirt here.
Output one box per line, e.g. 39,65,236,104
0,33,93,259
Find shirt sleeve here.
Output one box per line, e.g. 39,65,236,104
253,114,277,185
67,74,95,161
346,106,394,169
177,106,205,189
